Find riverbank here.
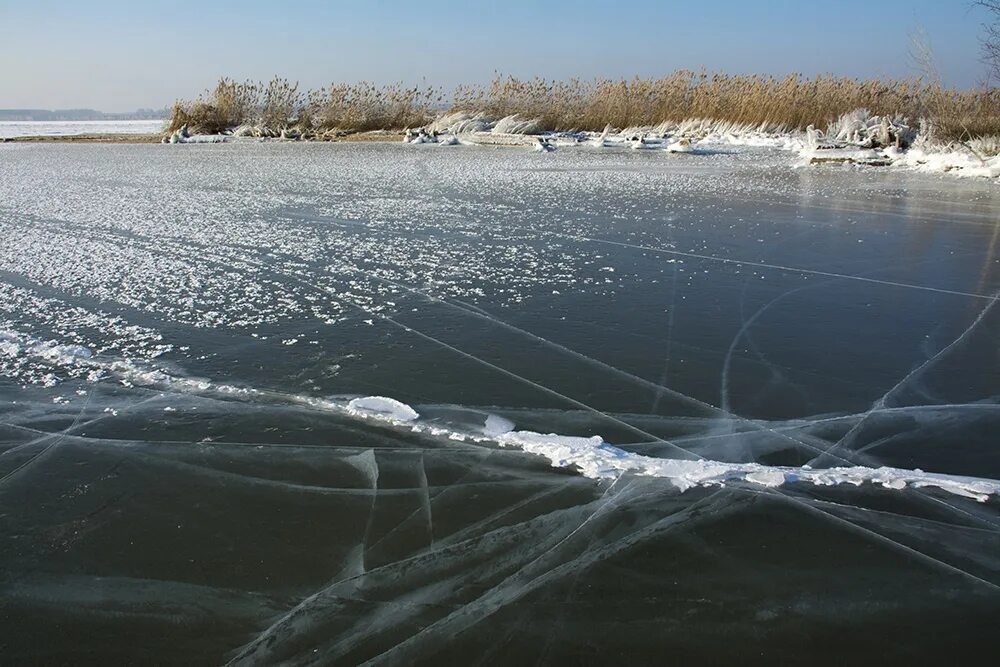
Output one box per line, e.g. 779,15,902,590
1,133,163,143
0,130,407,144
4,120,997,182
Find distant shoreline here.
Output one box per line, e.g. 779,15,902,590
1,133,162,143
0,130,407,144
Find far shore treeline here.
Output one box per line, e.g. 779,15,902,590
166,72,1000,143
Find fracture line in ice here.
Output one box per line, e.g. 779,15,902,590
5,322,999,502
650,256,680,416
560,233,996,300
808,292,1000,466
721,283,812,415
0,389,94,488
323,259,856,467
797,496,1000,592
351,493,741,667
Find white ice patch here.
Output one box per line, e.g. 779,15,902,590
30,342,93,364
665,139,694,153
346,396,420,422
0,326,191,390
483,413,515,437
501,425,1000,501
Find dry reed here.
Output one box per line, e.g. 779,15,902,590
453,73,1000,140
168,78,440,135
167,72,1000,141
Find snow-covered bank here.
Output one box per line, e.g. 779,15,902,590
415,113,994,182
153,108,999,182
893,146,1000,179
162,124,227,144
399,109,1000,182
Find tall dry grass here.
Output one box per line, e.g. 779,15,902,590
167,72,1000,140
453,73,1000,139
305,82,441,133
168,78,439,135
167,78,261,134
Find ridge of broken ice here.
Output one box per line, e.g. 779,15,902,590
3,323,997,503
335,394,1000,502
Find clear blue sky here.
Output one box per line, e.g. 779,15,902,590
0,0,993,111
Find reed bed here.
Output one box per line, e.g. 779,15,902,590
167,72,1000,141
452,73,1000,140
167,78,440,135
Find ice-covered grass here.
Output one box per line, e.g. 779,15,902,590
969,135,1000,157
425,111,493,135
533,110,999,181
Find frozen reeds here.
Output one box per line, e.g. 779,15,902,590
166,72,1000,146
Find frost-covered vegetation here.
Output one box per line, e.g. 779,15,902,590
166,72,1000,147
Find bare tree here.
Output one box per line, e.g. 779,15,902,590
909,26,940,83
976,1,1000,82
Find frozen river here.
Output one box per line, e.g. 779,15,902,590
1,141,998,664
0,120,163,138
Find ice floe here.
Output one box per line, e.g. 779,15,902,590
346,395,420,422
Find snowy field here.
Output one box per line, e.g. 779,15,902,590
0,119,163,138
0,141,998,663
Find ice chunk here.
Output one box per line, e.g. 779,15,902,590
745,470,786,487
347,396,419,422
483,414,515,437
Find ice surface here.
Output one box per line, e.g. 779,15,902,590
1,141,999,663
0,120,163,138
